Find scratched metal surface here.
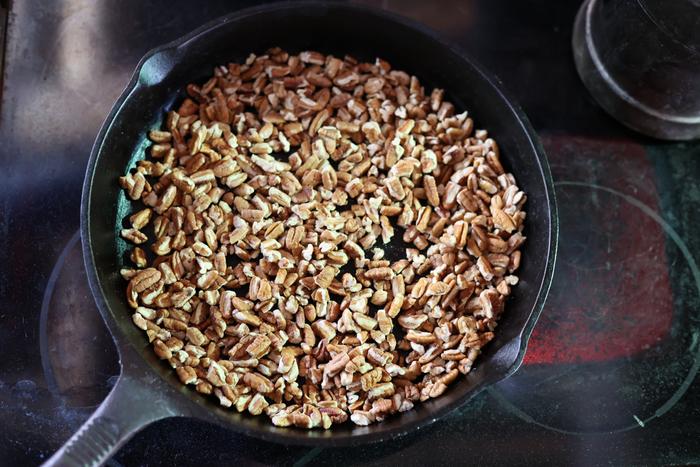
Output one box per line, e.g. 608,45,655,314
1,0,699,465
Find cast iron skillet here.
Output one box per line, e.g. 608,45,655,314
47,3,557,466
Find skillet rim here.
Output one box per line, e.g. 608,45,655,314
81,1,558,446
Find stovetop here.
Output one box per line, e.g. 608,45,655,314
1,1,699,465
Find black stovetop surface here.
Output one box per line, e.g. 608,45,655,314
1,1,699,465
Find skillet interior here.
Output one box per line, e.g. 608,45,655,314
83,2,557,445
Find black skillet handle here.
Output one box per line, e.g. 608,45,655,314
44,371,177,467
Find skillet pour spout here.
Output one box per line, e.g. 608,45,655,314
47,3,557,465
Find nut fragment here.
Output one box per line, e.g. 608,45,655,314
315,266,336,288
121,228,147,244
424,175,440,207
365,267,393,281
176,366,197,385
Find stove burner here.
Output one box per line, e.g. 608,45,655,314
490,180,700,434
38,230,118,408
527,181,675,364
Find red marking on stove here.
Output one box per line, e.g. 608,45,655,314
523,136,674,365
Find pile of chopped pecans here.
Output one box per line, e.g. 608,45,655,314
119,48,526,429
